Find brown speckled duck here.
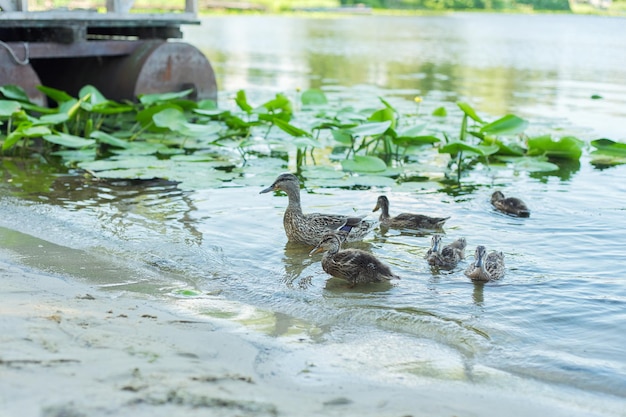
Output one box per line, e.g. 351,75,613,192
464,245,505,282
260,173,374,246
425,234,466,269
491,191,530,218
309,232,400,286
373,195,449,230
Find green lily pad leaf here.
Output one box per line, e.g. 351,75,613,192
137,103,183,132
90,131,130,148
591,94,603,100
432,106,447,117
0,100,22,116
498,156,560,172
527,135,584,160
348,121,392,137
110,141,168,156
43,132,96,148
79,85,108,104
138,89,193,106
393,135,440,148
34,113,70,125
341,155,387,173
179,122,222,137
21,125,51,137
481,136,526,156
480,114,529,136
153,108,187,130
90,101,135,115
439,141,499,156
2,131,23,150
0,85,31,102
194,108,230,117
589,139,626,166
235,90,253,113
368,107,395,127
301,89,328,105
331,129,353,145
397,123,427,137
457,102,484,123
590,138,626,155
38,85,74,103
258,93,292,113
273,118,311,137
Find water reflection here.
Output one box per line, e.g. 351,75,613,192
185,14,626,138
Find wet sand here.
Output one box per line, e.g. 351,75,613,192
0,257,620,417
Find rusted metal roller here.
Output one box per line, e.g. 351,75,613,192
31,40,217,103
0,44,47,106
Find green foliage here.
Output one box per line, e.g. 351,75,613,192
0,83,600,189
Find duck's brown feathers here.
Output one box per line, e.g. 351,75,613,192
491,191,530,218
310,233,400,286
261,173,374,246
464,245,505,282
373,195,449,230
426,235,466,269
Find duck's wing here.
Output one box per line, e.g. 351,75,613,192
392,213,449,228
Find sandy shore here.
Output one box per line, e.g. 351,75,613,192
1,256,622,417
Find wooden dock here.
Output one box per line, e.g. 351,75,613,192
0,1,216,106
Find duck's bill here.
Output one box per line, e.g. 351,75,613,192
309,246,324,256
259,185,275,194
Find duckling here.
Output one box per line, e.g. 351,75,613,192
464,245,505,282
491,191,530,217
260,173,374,246
425,235,466,269
373,195,449,230
309,232,400,286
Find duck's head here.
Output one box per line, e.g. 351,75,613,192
260,173,300,194
473,245,487,268
372,195,390,213
430,234,442,252
309,232,342,256
491,191,505,203
457,237,467,250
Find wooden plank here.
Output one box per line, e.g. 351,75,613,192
3,40,145,59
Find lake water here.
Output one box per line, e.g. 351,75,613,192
1,13,626,415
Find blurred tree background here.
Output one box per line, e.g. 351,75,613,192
24,0,626,13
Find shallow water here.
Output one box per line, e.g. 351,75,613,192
2,12,626,414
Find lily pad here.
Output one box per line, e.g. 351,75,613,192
0,100,21,117
527,135,583,160
348,121,392,137
480,114,529,136
301,89,328,105
43,132,96,148
457,102,485,124
439,141,499,157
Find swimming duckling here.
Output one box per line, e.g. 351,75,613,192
491,191,530,218
464,245,505,282
309,232,400,286
373,195,449,230
425,235,466,269
260,173,374,246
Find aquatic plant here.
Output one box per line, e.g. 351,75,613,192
0,83,609,189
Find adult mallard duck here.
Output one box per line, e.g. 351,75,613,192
260,173,374,246
309,232,400,286
491,191,530,218
373,195,449,230
425,234,466,269
464,245,505,282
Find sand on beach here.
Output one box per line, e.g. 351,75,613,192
1,257,621,417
